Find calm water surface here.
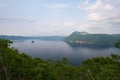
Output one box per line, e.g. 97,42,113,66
11,40,120,66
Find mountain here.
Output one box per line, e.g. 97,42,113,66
64,31,120,46
0,35,27,40
0,35,65,41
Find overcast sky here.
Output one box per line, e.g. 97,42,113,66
0,0,120,36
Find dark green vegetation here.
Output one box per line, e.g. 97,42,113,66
64,31,120,46
115,40,120,49
0,39,120,80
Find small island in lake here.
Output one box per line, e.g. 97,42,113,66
31,41,34,43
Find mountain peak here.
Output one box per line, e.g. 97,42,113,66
80,31,89,35
72,31,89,35
73,31,80,35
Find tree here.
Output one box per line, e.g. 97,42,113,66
0,39,12,48
1,38,120,80
115,40,120,48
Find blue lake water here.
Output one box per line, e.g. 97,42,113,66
11,40,120,66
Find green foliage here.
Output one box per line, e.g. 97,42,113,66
0,39,120,80
77,55,120,80
115,40,120,48
0,39,12,48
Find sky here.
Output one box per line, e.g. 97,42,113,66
0,0,120,36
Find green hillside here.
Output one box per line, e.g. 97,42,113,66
64,31,120,46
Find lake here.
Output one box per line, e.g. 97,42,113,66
11,40,120,66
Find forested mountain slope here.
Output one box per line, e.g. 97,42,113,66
64,31,120,45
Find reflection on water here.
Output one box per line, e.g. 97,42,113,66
66,42,114,49
11,40,120,66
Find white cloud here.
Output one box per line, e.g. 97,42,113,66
104,4,114,10
88,2,113,11
0,0,120,35
78,0,120,26
77,0,89,9
75,0,120,34
88,12,105,21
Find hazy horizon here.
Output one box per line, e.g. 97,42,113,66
1,31,120,37
0,0,120,36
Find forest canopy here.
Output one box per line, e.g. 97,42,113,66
0,39,120,80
